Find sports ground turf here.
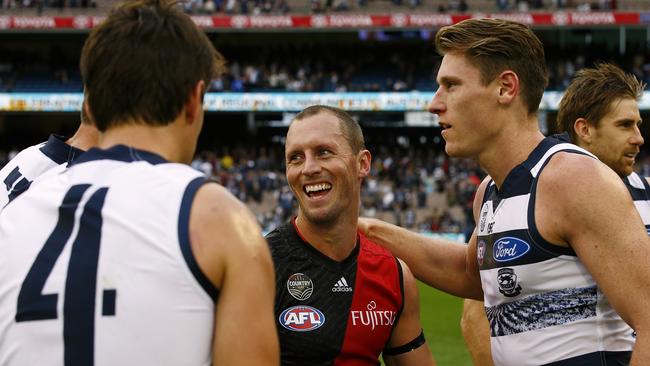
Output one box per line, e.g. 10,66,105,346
383,282,472,365
419,283,472,365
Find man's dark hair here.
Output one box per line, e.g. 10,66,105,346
80,0,226,131
557,62,645,142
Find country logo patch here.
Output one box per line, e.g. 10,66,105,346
286,273,313,301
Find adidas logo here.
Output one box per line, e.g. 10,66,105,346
332,277,353,292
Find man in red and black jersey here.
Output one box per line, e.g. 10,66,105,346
265,105,435,366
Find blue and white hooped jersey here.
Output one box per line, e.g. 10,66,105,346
624,172,650,236
0,145,216,366
477,137,634,366
0,134,84,210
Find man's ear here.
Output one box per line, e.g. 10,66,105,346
185,80,206,125
573,118,593,145
358,149,371,178
496,70,519,106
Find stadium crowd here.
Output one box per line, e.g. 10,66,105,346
4,140,647,237
187,144,484,236
3,43,650,93
0,143,482,236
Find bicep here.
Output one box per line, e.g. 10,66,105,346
190,184,279,366
384,260,435,366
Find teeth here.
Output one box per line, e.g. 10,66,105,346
305,183,332,193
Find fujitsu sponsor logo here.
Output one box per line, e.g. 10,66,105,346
351,301,396,330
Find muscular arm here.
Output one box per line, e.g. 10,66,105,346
383,259,436,366
460,299,493,366
359,179,490,300
538,154,650,365
190,183,280,366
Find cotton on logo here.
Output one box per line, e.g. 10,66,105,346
279,306,325,332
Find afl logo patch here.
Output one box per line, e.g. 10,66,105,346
493,237,530,262
286,273,313,301
279,306,325,332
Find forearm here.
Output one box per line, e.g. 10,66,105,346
363,218,481,299
461,299,494,366
631,332,650,366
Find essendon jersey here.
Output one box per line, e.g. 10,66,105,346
266,219,404,366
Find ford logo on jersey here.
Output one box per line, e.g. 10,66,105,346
493,237,530,262
279,306,325,332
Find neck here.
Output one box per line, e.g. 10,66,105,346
98,119,188,163
66,123,100,151
294,215,358,262
477,114,545,188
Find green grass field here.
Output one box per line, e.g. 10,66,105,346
383,282,472,366
418,282,472,366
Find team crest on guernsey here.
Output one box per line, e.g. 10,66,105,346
286,273,313,301
497,268,522,297
279,306,325,332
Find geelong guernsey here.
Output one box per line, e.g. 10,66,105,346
624,172,650,235
266,219,404,366
0,135,84,209
477,137,634,366
0,145,216,366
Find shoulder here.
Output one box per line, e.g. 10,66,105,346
536,151,632,243
472,176,493,218
192,182,256,227
0,144,50,175
189,182,270,286
540,151,623,194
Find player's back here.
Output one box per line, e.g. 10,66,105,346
0,145,215,366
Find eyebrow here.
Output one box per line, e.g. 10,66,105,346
615,118,642,124
437,75,462,85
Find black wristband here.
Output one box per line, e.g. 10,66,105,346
383,329,426,356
